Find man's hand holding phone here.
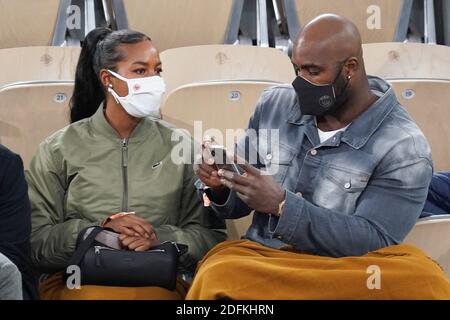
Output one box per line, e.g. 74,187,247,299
194,136,286,214
193,137,228,193
217,161,286,215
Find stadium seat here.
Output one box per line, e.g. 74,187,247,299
160,44,295,95
0,82,73,168
404,215,450,277
287,0,405,43
114,0,238,51
0,46,80,88
161,80,280,143
389,79,450,172
0,0,64,49
364,42,450,80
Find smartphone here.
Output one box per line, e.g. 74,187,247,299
209,145,243,175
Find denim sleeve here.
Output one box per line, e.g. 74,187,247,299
208,189,252,219
274,158,433,257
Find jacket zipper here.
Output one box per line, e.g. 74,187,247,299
121,138,129,212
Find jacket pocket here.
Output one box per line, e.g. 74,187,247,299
325,166,370,193
313,165,370,214
262,143,296,184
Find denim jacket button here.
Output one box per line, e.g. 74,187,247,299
344,182,351,189
266,153,273,161
310,149,318,156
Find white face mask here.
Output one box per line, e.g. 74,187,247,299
107,69,166,119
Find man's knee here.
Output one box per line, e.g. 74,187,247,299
196,254,247,285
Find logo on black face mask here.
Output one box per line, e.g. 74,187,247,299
319,95,333,108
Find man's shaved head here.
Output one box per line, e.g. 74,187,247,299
291,14,377,129
294,14,363,63
291,14,368,94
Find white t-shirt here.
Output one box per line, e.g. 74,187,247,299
314,90,380,143
315,118,351,143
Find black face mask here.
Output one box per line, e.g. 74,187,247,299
292,63,350,116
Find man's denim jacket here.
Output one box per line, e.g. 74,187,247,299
203,76,433,257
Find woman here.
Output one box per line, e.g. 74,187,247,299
26,27,226,300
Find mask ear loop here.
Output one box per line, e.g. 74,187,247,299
107,69,129,82
106,69,130,103
107,85,121,104
331,61,352,101
332,59,348,84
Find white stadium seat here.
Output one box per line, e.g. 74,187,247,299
161,44,295,95
0,82,73,168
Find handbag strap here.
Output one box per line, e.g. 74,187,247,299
67,226,105,267
175,243,189,255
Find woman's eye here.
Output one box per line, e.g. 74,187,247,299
135,69,146,75
156,68,163,75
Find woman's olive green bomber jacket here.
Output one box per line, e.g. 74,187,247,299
26,105,226,274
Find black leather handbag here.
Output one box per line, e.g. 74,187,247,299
66,227,188,290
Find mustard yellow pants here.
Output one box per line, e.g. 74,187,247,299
186,240,450,300
40,272,189,300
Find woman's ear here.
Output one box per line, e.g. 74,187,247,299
99,69,112,88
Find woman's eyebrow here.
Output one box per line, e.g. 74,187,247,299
132,61,149,66
132,61,162,68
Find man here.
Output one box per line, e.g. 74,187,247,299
189,14,450,299
0,145,38,299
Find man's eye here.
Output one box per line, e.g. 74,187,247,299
309,70,320,76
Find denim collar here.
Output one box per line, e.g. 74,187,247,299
288,76,398,149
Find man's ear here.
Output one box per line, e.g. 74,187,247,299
345,57,359,79
99,69,112,88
